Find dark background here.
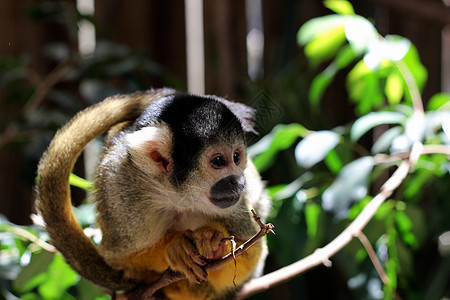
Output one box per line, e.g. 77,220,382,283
0,1,449,299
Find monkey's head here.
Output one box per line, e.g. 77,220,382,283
125,94,256,215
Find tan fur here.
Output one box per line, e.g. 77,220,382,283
36,88,271,298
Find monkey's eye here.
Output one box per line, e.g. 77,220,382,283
211,155,227,168
233,152,240,165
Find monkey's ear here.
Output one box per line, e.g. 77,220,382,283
217,98,257,134
126,125,172,174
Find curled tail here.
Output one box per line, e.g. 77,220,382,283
36,88,176,291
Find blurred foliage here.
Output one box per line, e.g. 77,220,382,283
1,1,449,300
1,206,108,300
251,1,449,299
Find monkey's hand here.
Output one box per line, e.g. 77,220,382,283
165,225,227,284
189,226,227,261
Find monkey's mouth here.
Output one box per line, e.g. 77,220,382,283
210,195,240,208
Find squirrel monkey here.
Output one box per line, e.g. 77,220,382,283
36,88,271,299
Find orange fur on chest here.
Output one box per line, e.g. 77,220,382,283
115,232,178,283
113,224,263,299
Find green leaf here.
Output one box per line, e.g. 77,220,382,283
305,203,321,237
347,60,371,96
309,68,335,106
38,254,79,299
403,203,427,246
385,70,404,105
20,273,49,295
351,111,406,141
304,25,346,66
404,170,432,200
297,14,347,46
334,44,358,69
94,296,112,300
403,155,448,199
309,45,358,106
248,123,310,157
20,293,41,300
78,278,108,300
298,15,348,67
14,237,27,258
346,60,385,114
359,72,384,114
376,200,394,220
395,236,414,278
266,184,289,199
324,0,354,15
250,123,310,172
427,93,450,111
69,173,94,191
395,210,419,249
322,156,375,219
295,130,341,168
324,148,344,173
14,251,54,293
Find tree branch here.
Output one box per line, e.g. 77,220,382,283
125,210,274,300
374,144,450,164
236,142,442,299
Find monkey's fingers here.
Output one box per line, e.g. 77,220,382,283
166,236,208,284
181,234,208,266
192,227,226,260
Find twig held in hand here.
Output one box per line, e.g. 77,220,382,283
125,209,274,300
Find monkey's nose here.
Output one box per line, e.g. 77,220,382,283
210,175,245,208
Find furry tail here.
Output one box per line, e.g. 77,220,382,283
36,88,176,291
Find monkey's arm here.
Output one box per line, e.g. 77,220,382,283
106,220,263,298
36,88,177,291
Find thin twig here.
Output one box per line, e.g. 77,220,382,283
355,231,403,300
354,230,388,285
6,227,56,253
125,210,274,300
395,60,424,113
375,145,450,164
